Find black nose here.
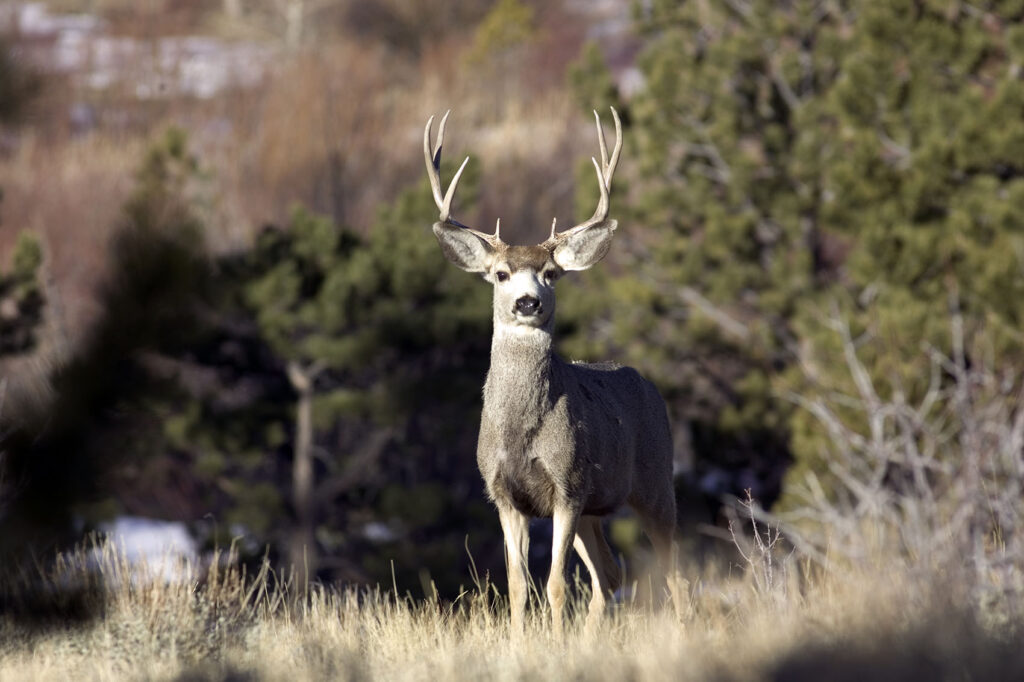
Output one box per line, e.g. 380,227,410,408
515,295,541,316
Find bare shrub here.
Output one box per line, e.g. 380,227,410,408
752,306,1024,620
727,490,788,603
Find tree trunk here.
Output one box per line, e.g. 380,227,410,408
284,0,304,49
223,0,242,20
286,360,318,579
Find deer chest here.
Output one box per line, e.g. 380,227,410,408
488,454,558,518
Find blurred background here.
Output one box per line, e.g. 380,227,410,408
1,0,1023,602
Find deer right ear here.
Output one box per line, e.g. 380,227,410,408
551,219,617,271
433,222,493,272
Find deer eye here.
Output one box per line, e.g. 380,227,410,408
543,269,559,282
496,271,510,282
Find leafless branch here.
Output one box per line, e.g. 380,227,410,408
720,0,753,21
774,304,1024,600
679,286,750,341
682,116,733,184
768,52,801,111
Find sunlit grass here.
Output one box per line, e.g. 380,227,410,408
2,536,1020,681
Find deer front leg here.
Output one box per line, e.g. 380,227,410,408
548,505,580,638
573,516,621,632
498,503,530,634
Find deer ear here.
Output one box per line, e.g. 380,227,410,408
551,219,617,271
433,222,493,272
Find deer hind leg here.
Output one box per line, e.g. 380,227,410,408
572,515,621,629
642,512,677,582
548,505,580,639
630,492,678,604
498,503,531,635
636,505,689,622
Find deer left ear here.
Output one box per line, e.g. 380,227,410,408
433,222,494,272
551,219,617,271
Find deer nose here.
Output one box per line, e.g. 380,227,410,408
514,295,541,316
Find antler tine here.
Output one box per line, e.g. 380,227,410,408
587,155,610,225
423,111,472,229
591,107,623,190
423,111,504,246
594,110,609,184
546,109,620,246
432,110,448,167
442,156,470,225
423,112,444,209
605,106,622,188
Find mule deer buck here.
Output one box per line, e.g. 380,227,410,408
423,109,676,634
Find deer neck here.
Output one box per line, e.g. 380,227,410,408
482,323,555,434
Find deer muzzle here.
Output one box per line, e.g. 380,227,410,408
514,295,541,316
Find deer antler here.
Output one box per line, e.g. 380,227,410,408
424,112,504,247
546,107,622,245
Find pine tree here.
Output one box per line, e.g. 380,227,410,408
589,0,1024,510
0,231,44,355
780,0,1024,503
579,0,847,503
0,128,212,556
203,162,494,582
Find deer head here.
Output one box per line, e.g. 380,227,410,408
424,109,621,331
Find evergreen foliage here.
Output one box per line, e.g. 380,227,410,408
593,0,1024,508
464,0,537,67
151,154,497,590
462,0,539,106
11,0,1024,594
780,0,1024,502
0,128,210,556
567,41,621,117
2,126,497,591
0,231,45,355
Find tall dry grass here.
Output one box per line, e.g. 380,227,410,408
1,523,1020,681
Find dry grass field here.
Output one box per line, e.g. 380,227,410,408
0,525,1021,681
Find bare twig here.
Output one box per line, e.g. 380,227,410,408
775,303,1024,597
720,0,753,21
679,286,750,341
